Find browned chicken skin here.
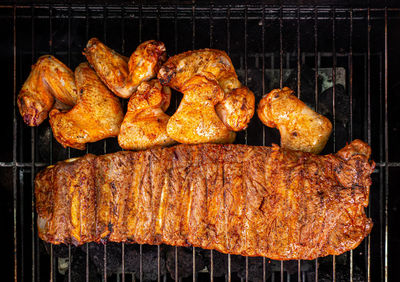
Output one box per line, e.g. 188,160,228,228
17,55,78,126
166,75,236,144
84,38,167,98
118,79,176,150
49,63,123,150
257,87,332,154
158,49,255,131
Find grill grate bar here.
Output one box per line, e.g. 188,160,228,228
209,3,213,48
244,5,248,145
227,253,231,282
332,8,336,152
174,246,178,281
349,7,354,282
379,35,385,282
192,247,196,282
48,5,56,282
30,5,37,282
314,7,319,113
86,244,89,282
156,4,160,40
384,8,389,282
279,7,283,89
210,250,213,282
226,6,230,55
104,244,107,282
1,160,399,168
174,5,178,54
314,7,319,282
140,244,143,282
192,1,195,49
209,8,214,281
191,3,196,281
68,246,71,282
227,5,231,282
121,243,125,282
331,9,337,282
297,7,301,99
19,171,25,282
366,7,371,282
139,5,142,42
262,7,267,282
158,245,161,282
279,9,283,281
121,7,126,281
297,8,301,280
50,244,54,282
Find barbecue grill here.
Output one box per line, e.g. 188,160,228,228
1,0,399,281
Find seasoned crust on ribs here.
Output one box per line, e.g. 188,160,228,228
35,141,374,260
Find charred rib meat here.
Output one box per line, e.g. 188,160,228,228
36,140,374,260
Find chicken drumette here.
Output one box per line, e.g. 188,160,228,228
84,38,167,98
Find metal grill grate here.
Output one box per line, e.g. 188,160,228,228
1,3,399,282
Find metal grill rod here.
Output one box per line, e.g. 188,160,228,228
365,7,371,282
348,7,355,282
384,7,389,282
314,7,319,282
262,6,267,282
296,7,301,282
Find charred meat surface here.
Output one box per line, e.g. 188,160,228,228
35,141,374,260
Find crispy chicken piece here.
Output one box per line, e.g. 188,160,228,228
158,49,255,131
257,87,332,154
17,55,78,126
84,38,167,98
118,79,176,150
49,63,123,150
166,75,236,144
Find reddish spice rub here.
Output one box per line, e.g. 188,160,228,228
35,140,374,260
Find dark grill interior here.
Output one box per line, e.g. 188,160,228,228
1,2,400,282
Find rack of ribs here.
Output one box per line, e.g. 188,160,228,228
35,140,374,260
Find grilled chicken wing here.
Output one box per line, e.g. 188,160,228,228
118,79,175,150
84,38,166,98
257,87,332,154
17,55,78,126
167,75,236,144
49,63,123,150
158,49,255,131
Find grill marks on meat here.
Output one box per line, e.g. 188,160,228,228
35,141,374,260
